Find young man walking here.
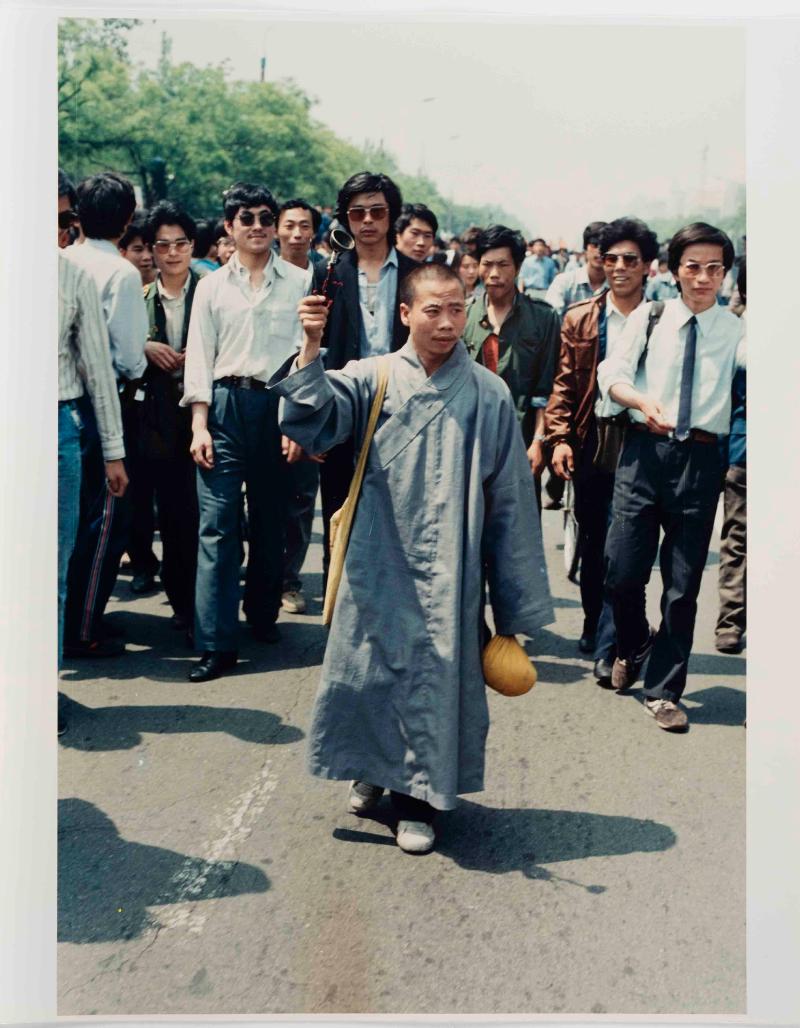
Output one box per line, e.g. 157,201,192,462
545,221,608,317
598,223,745,731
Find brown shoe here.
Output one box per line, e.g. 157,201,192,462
611,628,655,691
644,698,689,731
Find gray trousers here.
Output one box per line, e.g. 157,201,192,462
716,464,746,639
283,460,319,592
195,384,288,652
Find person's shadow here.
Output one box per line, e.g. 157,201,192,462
682,684,746,726
334,801,676,890
58,694,304,752
58,799,270,944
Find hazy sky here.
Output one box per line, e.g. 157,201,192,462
124,17,745,245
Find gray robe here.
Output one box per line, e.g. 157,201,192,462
272,339,554,810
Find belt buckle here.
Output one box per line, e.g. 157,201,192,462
238,375,252,389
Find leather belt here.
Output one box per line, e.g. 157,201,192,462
629,422,717,444
217,375,268,391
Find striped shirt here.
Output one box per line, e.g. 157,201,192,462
58,251,125,461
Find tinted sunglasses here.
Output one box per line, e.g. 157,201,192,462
680,261,725,277
347,204,389,223
236,211,275,227
58,209,77,230
153,238,192,254
602,252,642,268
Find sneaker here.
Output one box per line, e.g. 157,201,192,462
396,820,435,854
347,781,384,814
281,589,306,614
594,658,614,688
611,628,655,691
644,697,689,731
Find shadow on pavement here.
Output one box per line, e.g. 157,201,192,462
526,658,590,685
683,685,747,726
688,651,746,677
57,694,304,751
58,799,269,944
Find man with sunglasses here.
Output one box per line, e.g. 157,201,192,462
316,171,419,586
597,223,745,731
181,182,310,682
544,217,658,681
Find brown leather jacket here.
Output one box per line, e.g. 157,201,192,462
543,290,608,455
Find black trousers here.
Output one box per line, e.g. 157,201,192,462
604,430,722,702
573,423,616,640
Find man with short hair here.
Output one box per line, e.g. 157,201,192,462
119,215,156,287
645,256,679,301
181,182,309,682
544,217,658,679
316,171,419,583
395,203,438,264
273,264,553,853
598,222,745,731
545,221,609,317
463,225,561,511
62,172,148,658
58,170,78,250
518,238,558,299
275,198,327,285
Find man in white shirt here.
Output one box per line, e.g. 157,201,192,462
62,172,148,659
181,182,309,682
543,217,658,685
598,222,745,731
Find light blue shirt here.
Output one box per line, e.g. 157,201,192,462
518,253,557,291
62,238,148,381
597,297,746,435
545,265,605,318
357,247,398,357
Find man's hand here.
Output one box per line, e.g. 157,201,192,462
190,428,215,470
638,398,673,435
104,459,128,497
526,439,547,476
281,435,325,465
297,294,329,367
551,442,574,480
145,341,181,372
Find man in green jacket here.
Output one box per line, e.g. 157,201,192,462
463,225,561,511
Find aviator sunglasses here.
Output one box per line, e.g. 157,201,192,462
347,204,389,223
602,252,643,269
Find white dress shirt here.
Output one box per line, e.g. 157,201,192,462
62,238,148,381
58,252,125,461
597,297,746,435
181,251,309,406
594,295,647,418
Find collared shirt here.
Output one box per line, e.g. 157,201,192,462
181,251,309,406
58,251,125,461
597,297,746,435
594,295,647,417
62,237,148,381
357,247,398,357
518,254,557,291
545,265,606,319
645,272,679,302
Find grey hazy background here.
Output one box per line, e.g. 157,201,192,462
126,19,745,245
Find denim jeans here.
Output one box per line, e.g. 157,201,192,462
58,402,83,666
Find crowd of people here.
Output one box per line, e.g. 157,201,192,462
58,166,746,854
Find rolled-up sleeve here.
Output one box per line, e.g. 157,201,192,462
181,277,217,406
544,273,567,317
106,267,147,381
597,303,649,401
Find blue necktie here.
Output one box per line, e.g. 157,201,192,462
675,315,697,441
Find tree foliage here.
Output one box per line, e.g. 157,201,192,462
58,18,527,234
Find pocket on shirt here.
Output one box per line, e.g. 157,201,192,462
269,301,301,346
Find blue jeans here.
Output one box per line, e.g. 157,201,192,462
58,402,83,666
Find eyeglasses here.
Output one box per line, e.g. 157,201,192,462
680,260,726,277
58,209,77,230
347,204,389,223
602,252,642,268
236,211,275,227
154,238,192,255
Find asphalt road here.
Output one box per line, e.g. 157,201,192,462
58,495,746,1016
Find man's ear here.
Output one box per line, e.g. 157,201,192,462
399,302,411,327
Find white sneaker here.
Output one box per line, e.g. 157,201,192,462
347,781,384,814
281,589,306,614
396,820,435,854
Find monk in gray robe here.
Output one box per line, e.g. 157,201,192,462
272,263,554,854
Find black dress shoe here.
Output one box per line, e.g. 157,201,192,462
188,651,237,682
578,633,596,655
594,658,614,687
252,623,282,644
131,572,158,595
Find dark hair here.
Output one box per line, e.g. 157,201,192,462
193,220,218,259
530,237,547,248
277,198,322,234
213,219,230,243
335,171,403,233
398,263,465,307
598,217,659,270
147,200,197,243
119,212,152,250
58,168,77,207
222,181,279,223
583,221,608,250
459,226,483,254
668,222,735,276
395,203,439,237
76,172,137,240
474,225,527,269
737,255,746,304
451,249,478,274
